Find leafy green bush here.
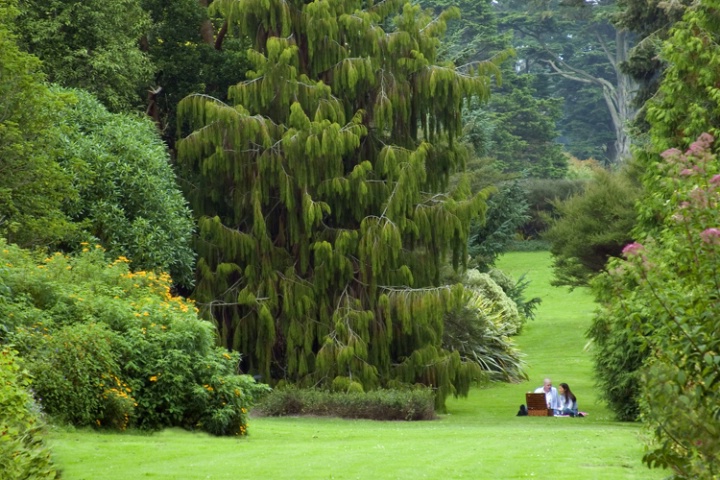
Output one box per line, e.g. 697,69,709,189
486,268,541,323
54,87,196,288
12,322,131,428
255,387,436,421
544,167,640,288
468,181,530,270
519,178,586,239
0,347,59,479
0,0,77,249
0,241,269,436
587,272,644,422
591,134,720,477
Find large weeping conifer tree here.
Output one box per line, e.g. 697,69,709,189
177,0,503,407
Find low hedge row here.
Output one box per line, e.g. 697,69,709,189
254,388,436,421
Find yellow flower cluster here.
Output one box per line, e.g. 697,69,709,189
100,374,133,395
99,374,136,431
117,266,198,316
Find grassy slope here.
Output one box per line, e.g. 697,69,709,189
47,251,665,479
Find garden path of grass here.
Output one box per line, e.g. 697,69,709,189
47,251,665,479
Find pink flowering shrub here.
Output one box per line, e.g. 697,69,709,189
592,133,720,478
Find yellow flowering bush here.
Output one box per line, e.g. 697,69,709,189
1,240,268,436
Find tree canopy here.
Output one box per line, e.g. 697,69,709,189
55,88,197,288
0,1,75,247
497,0,636,164
16,0,153,112
177,0,503,407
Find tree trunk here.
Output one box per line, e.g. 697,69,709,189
611,29,635,163
546,27,637,165
199,0,215,45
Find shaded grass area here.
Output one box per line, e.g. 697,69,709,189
47,251,665,479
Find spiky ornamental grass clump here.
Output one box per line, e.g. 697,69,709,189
176,0,510,409
441,269,527,383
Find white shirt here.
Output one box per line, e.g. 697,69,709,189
534,386,560,409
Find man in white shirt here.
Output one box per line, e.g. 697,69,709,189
534,378,561,412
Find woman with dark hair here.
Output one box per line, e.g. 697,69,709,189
558,383,578,416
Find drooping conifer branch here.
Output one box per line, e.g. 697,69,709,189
178,0,501,408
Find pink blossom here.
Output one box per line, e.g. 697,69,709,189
660,148,682,159
710,174,720,185
700,228,720,244
687,132,715,155
622,242,644,257
680,168,695,176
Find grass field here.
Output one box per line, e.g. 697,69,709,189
47,251,665,479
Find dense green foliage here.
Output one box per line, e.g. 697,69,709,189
17,0,153,112
517,178,586,239
641,1,720,156
55,87,196,288
0,241,269,436
486,268,541,323
469,181,531,270
545,167,640,288
0,1,75,248
0,348,59,479
589,2,720,434
614,0,690,129
141,0,253,147
593,134,720,477
255,387,436,421
587,272,645,422
0,3,196,288
177,0,507,409
487,74,567,177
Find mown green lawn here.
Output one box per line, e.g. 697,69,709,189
47,251,665,479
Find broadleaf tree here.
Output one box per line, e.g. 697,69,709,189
177,0,502,408
496,0,637,164
55,88,197,289
0,0,76,248
16,0,153,113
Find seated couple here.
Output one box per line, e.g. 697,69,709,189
535,378,578,416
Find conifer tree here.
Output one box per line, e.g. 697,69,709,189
177,0,502,407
